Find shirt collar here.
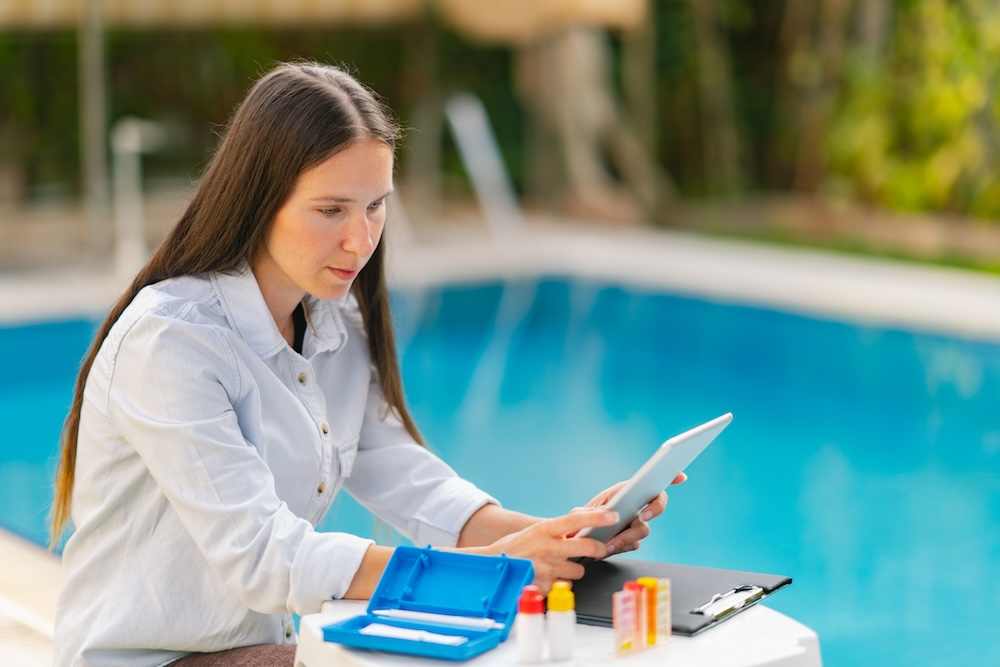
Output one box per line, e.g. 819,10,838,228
212,263,348,359
302,292,350,357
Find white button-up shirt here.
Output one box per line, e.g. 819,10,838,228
54,265,495,667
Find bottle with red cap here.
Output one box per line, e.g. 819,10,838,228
515,585,546,663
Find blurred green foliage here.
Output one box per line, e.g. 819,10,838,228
2,2,1000,222
0,21,521,200
0,31,79,189
828,0,1000,218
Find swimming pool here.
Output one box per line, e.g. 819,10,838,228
2,277,999,666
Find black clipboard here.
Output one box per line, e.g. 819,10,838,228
573,558,792,637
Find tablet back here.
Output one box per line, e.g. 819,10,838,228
579,413,732,544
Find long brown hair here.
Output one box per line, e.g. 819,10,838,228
50,61,421,546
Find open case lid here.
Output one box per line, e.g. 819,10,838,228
573,558,792,636
366,546,535,641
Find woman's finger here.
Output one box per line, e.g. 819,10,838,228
583,481,627,508
606,518,651,555
603,491,667,555
541,508,619,537
640,491,668,522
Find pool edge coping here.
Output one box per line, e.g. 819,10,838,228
5,224,1000,341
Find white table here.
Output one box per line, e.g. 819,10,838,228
294,600,823,667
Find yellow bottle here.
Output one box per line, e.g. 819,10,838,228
546,581,575,661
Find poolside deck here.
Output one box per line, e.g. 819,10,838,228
8,207,1000,338
3,196,1000,664
0,531,60,666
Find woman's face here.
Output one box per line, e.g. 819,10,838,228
254,138,394,312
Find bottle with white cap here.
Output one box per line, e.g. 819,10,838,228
546,581,576,661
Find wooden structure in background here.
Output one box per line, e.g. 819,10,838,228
0,0,424,28
1,0,667,254
436,0,671,223
437,0,645,44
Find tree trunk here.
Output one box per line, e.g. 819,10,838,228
690,0,743,196
620,9,678,221
767,0,812,187
79,0,112,262
791,0,852,192
399,16,442,221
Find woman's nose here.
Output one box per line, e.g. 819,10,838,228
342,214,375,256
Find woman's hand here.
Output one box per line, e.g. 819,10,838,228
455,473,686,593
581,473,686,556
483,508,620,593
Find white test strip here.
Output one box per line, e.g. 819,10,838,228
371,609,504,630
359,622,469,646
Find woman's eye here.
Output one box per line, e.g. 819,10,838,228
319,208,342,216
368,200,384,210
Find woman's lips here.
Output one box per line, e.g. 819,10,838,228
329,267,358,281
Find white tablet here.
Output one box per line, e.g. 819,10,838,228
577,412,732,544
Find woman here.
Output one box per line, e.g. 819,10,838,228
51,61,671,666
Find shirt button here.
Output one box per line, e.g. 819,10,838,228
317,483,326,494
321,423,329,434
285,626,293,640
297,372,308,384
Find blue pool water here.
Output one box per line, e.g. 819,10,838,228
2,278,999,666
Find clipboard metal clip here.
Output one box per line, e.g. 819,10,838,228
691,584,765,619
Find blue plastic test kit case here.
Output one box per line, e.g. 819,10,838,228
322,546,535,661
